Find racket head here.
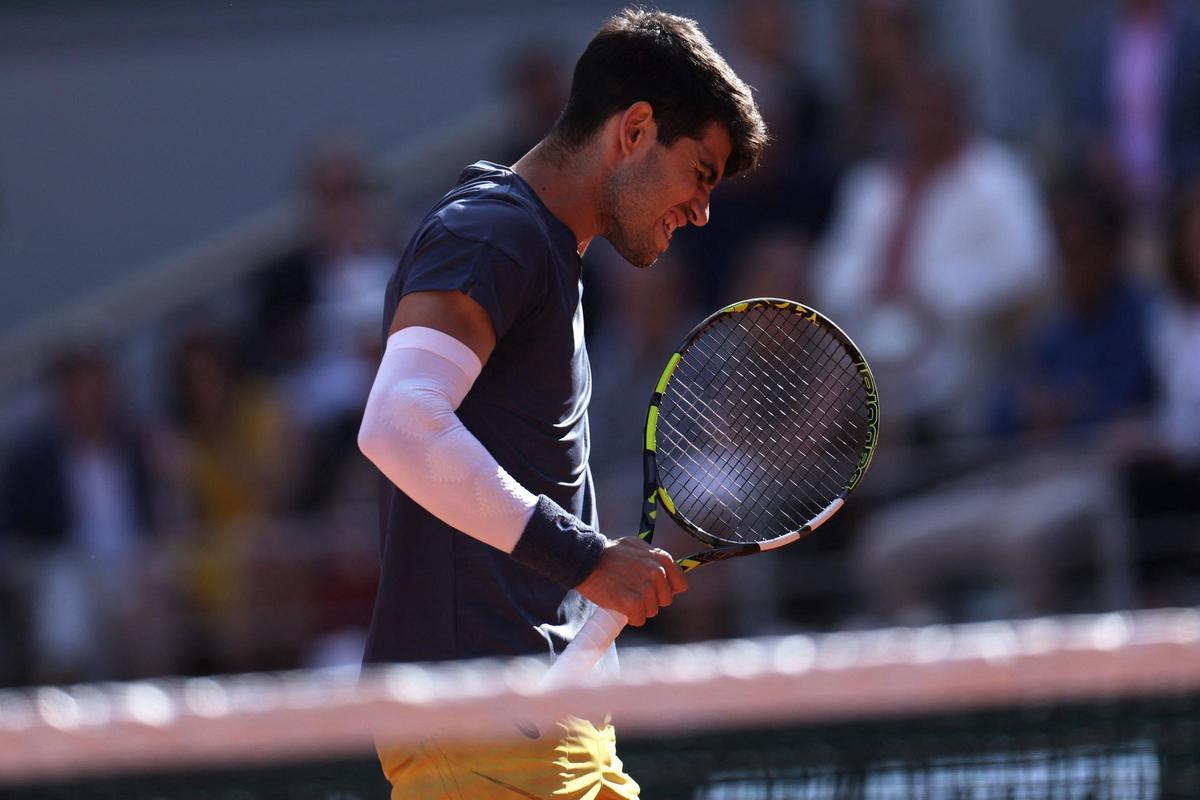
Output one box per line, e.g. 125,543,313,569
641,298,878,551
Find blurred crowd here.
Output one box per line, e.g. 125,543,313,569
3,0,1200,687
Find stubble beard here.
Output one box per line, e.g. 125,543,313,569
600,160,663,269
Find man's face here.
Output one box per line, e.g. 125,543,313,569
601,120,732,268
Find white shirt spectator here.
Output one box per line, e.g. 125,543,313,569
66,443,140,563
1151,300,1200,454
815,139,1050,433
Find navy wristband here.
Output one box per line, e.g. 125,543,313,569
511,495,607,588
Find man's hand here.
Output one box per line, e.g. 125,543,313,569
576,537,688,626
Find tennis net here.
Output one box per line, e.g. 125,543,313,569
3,607,1200,798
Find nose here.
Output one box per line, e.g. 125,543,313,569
686,195,711,227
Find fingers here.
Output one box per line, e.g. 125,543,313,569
623,576,660,627
574,537,690,627
632,551,685,626
652,548,689,595
626,606,648,627
653,565,673,608
641,588,659,625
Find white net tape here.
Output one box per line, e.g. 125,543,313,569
3,608,1200,784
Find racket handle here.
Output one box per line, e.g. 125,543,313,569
540,606,628,690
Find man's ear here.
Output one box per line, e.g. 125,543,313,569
618,101,657,156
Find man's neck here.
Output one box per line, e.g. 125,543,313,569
512,140,603,257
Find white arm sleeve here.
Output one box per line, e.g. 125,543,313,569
357,326,537,553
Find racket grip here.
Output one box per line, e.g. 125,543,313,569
540,606,628,690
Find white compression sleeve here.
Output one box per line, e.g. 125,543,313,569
359,326,607,588
358,326,537,553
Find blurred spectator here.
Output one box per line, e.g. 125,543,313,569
990,177,1156,435
246,136,394,511
0,349,161,683
855,173,1155,619
495,44,570,167
168,329,298,525
727,229,812,302
838,0,921,162
166,329,305,673
674,0,839,309
816,63,1050,441
1061,0,1200,208
1150,182,1200,454
852,444,1136,626
1123,180,1200,605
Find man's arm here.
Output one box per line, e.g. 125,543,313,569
361,290,686,626
386,289,496,364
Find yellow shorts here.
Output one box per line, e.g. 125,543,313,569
376,715,640,799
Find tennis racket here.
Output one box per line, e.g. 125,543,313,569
543,297,879,688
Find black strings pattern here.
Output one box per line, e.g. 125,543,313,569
656,306,871,546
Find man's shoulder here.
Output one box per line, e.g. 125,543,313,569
838,157,895,198
423,162,557,266
938,140,1038,205
958,139,1030,179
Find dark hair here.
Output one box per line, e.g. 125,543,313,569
168,328,234,427
550,8,767,177
1046,172,1126,246
48,346,109,387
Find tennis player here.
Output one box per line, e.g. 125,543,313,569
358,9,766,798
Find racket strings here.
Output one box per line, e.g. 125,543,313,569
656,306,871,545
732,311,867,458
693,311,859,456
664,376,831,530
681,313,863,506
656,316,793,527
717,316,865,533
752,316,871,503
661,369,861,541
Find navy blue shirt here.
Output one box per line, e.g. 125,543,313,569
989,278,1155,434
364,162,597,665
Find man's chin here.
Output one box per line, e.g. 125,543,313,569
620,246,661,269
605,233,661,268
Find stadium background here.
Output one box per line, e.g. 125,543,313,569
2,0,1200,796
